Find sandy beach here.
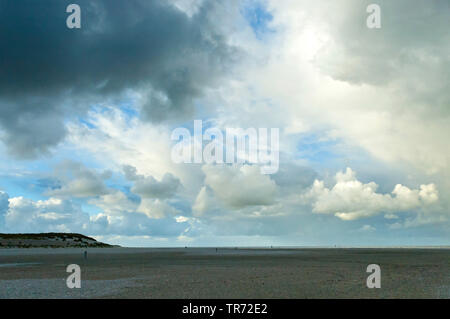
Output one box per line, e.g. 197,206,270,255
0,247,448,299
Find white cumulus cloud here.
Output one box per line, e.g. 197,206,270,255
202,164,278,209
5,197,90,233
307,168,439,221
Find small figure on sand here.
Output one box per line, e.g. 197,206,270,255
84,250,87,260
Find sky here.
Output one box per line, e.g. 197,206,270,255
0,0,449,247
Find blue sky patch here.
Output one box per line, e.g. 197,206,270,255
242,1,274,39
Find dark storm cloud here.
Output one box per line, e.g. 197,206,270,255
0,0,239,157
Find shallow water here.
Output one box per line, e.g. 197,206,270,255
0,262,42,268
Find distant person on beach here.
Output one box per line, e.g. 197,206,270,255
84,250,87,259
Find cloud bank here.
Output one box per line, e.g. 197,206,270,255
0,0,239,157
307,168,439,221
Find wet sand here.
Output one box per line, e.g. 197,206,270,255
0,247,448,298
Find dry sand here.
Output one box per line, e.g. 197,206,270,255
0,247,448,298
